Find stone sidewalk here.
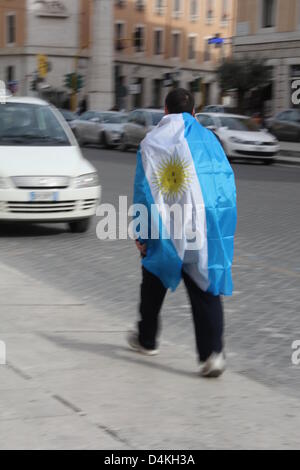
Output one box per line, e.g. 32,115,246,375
1,261,300,450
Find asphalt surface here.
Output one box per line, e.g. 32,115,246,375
1,146,300,398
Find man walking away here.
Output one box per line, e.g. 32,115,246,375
128,89,237,378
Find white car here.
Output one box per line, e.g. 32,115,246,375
196,113,280,164
0,97,101,232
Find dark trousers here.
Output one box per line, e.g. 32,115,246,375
138,267,224,362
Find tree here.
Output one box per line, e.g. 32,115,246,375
217,58,272,113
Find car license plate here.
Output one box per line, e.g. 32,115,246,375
29,191,59,202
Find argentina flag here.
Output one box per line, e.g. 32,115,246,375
133,112,237,296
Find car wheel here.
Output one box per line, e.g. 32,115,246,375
119,134,128,152
101,132,110,149
263,158,275,166
69,218,91,233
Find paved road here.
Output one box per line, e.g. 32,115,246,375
1,147,300,398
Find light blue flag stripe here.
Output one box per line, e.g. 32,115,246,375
134,150,183,291
183,113,237,296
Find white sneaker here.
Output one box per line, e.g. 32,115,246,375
127,331,159,356
200,352,226,378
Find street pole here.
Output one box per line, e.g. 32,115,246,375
88,0,114,110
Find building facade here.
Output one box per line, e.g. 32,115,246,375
0,0,26,92
0,0,237,110
114,0,237,110
0,0,114,109
233,0,300,115
0,0,82,100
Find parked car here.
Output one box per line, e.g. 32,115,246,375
120,109,164,151
70,111,124,146
267,109,300,142
196,113,280,164
58,109,79,124
100,113,128,148
0,97,101,232
202,105,239,114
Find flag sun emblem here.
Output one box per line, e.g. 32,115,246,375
153,155,192,201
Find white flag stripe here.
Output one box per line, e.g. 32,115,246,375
141,114,209,289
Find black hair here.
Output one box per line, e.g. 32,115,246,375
165,88,195,115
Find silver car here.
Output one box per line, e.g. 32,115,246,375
70,111,120,146
100,113,128,148
120,109,164,151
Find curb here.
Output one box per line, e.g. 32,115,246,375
276,156,300,166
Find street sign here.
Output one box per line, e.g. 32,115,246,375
208,34,224,48
37,55,48,78
129,84,141,95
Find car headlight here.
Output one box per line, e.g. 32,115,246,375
0,177,10,189
230,137,247,144
74,173,99,188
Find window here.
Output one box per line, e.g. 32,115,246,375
188,35,197,60
136,112,147,126
135,0,145,12
115,0,126,7
262,0,276,28
6,66,15,83
128,111,139,123
154,29,164,55
171,31,181,58
206,0,214,22
289,110,300,122
6,14,16,45
221,0,229,24
190,0,198,20
197,115,215,127
155,0,166,15
115,22,126,51
278,110,299,122
150,112,164,126
133,26,145,52
0,103,70,147
173,0,182,18
80,112,97,121
219,116,260,131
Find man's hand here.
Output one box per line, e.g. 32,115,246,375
135,240,147,258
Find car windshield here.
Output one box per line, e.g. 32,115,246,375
150,112,164,126
0,103,71,146
219,116,259,132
